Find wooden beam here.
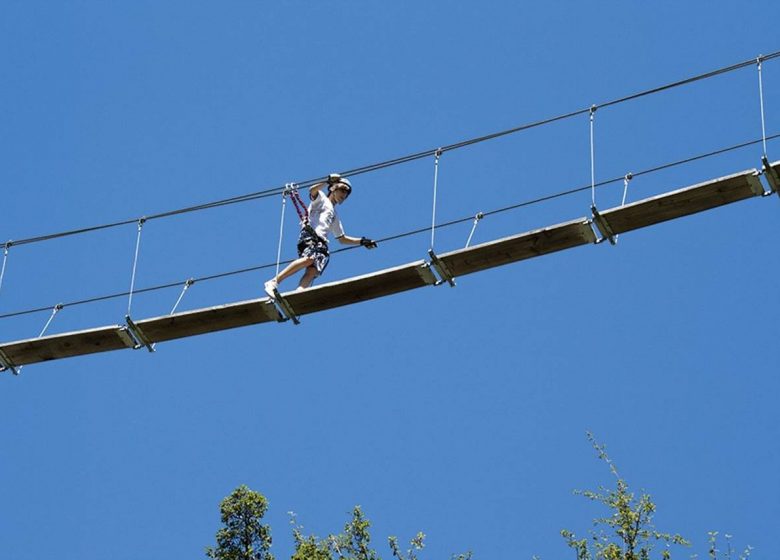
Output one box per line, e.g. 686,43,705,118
0,325,133,367
0,346,19,374
596,169,763,235
135,298,282,343
282,260,436,316
435,218,596,278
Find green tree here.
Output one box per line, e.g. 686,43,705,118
206,485,274,560
288,505,449,560
560,433,690,560
698,531,753,560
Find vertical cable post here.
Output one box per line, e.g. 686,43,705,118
0,241,11,296
276,185,291,279
127,217,146,316
589,105,598,208
430,148,443,251
757,56,768,158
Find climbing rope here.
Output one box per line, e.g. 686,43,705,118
430,149,442,250
127,218,146,316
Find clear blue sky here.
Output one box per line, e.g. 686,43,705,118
1,2,778,559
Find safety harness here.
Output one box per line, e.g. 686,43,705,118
287,186,309,225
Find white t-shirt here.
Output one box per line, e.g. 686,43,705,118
308,190,345,241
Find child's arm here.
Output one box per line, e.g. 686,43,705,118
309,181,327,201
336,234,377,248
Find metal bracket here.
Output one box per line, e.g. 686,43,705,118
0,346,19,375
428,250,456,287
417,263,438,286
116,327,138,349
748,169,767,196
125,315,155,352
260,300,285,322
762,156,780,196
272,290,300,325
591,205,617,245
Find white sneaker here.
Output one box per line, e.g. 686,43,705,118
264,279,278,299
295,286,306,292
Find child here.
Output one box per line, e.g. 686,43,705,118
264,174,377,298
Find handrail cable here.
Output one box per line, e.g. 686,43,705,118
2,132,776,322
5,51,779,249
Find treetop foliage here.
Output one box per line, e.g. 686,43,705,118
206,485,274,560
560,433,689,560
206,434,751,560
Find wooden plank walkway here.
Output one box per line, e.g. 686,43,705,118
436,218,595,278
0,325,134,368
592,169,763,238
135,299,282,343
133,260,435,344
281,260,436,316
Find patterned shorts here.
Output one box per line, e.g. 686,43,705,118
297,227,330,276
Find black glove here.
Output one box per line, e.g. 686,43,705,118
360,237,378,249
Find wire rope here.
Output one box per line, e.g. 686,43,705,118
275,187,290,279
589,106,597,207
11,303,64,374
430,150,442,250
148,279,194,351
6,51,780,250
0,243,10,296
127,218,146,316
465,213,484,248
621,173,633,207
2,132,776,323
757,57,769,157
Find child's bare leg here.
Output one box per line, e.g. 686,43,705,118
265,257,313,297
298,266,318,289
273,257,313,284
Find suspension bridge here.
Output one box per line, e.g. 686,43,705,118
1,52,778,375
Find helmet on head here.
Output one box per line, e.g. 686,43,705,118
328,176,352,197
